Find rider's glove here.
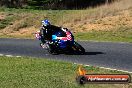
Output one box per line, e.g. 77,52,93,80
35,30,41,40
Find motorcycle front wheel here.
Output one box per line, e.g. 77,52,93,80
47,44,59,55
71,42,85,55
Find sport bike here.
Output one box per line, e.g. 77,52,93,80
35,28,85,55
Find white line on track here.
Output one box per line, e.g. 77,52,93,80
0,54,22,58
99,66,132,74
0,54,4,56
1,53,132,73
74,63,132,74
5,55,13,57
16,56,21,57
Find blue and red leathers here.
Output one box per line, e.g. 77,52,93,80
52,28,74,49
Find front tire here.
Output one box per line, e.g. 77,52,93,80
72,42,85,54
47,44,59,55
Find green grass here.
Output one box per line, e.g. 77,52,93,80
0,56,131,88
0,7,111,29
75,26,132,43
0,14,14,29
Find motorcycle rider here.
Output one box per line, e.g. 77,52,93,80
37,19,74,49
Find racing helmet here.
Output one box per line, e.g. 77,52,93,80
42,19,51,27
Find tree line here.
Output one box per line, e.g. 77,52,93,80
0,0,115,9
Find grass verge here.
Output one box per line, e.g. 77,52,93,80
0,56,131,88
75,26,132,43
0,26,132,43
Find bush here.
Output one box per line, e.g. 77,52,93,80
0,17,13,29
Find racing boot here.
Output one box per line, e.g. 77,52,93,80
40,43,47,48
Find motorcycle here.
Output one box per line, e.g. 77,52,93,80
35,28,85,55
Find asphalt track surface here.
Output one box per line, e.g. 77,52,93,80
0,38,132,72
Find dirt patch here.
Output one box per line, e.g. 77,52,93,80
0,13,6,20
0,26,37,38
7,26,37,38
1,9,132,37
72,10,132,32
0,0,132,38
